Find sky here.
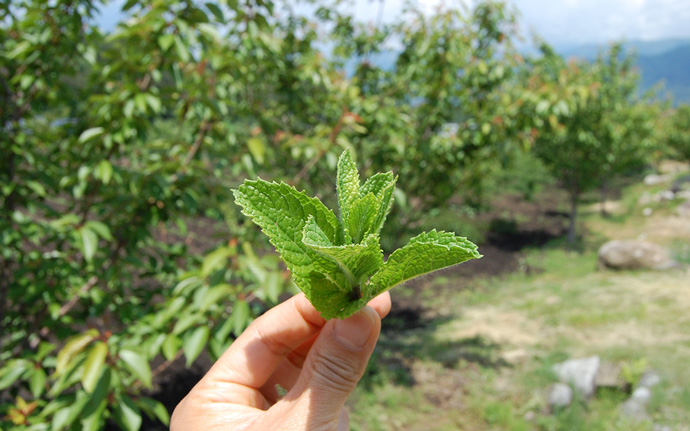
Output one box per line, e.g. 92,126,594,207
97,0,690,48
349,0,690,47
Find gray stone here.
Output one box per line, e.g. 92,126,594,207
639,192,653,205
598,240,677,271
644,174,671,186
639,371,662,389
547,383,573,409
676,190,690,200
630,386,652,404
677,200,690,218
642,207,653,216
594,361,626,390
620,387,653,421
553,356,600,397
653,425,673,431
656,190,676,201
620,398,650,421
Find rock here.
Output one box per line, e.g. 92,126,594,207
630,386,652,404
620,387,652,421
553,356,600,397
644,174,671,186
501,349,529,364
620,398,650,421
598,240,677,271
675,190,690,200
671,174,690,193
594,361,626,390
677,200,690,218
656,190,675,201
642,207,653,216
547,383,573,409
639,192,653,205
638,371,661,389
653,425,673,431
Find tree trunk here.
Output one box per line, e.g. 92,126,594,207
567,190,579,246
600,179,609,217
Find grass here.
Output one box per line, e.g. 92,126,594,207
348,168,690,431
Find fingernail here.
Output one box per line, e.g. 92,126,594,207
334,307,376,349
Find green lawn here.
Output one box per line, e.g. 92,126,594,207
349,173,690,431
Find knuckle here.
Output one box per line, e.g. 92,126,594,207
309,348,361,394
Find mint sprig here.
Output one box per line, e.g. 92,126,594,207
233,150,482,319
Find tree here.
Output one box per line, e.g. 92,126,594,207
0,0,347,428
330,1,527,214
523,43,659,244
667,104,690,163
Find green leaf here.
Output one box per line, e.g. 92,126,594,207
201,246,235,277
82,342,108,392
174,35,190,62
81,368,111,431
79,226,98,262
94,159,113,185
232,299,250,336
161,334,181,361
84,221,113,241
234,150,481,319
119,349,152,389
52,390,90,431
0,360,31,390
205,2,224,21
113,394,142,431
303,215,383,286
29,367,47,398
197,283,233,312
158,34,174,51
137,397,170,426
234,179,353,315
369,230,482,301
336,149,360,243
26,180,46,197
347,193,378,244
247,137,265,164
56,329,99,376
183,326,210,367
78,127,104,143
145,94,162,113
360,172,397,237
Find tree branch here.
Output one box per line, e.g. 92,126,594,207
58,276,98,317
290,107,348,185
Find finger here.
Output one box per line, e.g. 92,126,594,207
282,305,381,427
280,292,391,370
259,292,392,401
337,409,349,431
204,293,326,390
368,291,392,319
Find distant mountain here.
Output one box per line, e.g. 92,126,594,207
559,39,690,105
559,38,690,59
636,44,690,104
342,39,690,105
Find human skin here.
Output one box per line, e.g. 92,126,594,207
171,292,391,431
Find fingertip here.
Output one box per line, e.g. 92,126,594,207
368,291,392,319
292,292,327,328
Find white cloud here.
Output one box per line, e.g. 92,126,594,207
507,0,690,45
349,0,690,45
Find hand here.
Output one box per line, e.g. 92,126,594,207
170,292,391,431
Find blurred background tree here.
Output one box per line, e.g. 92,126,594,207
0,0,674,429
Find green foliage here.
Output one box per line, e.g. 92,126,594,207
0,0,668,428
235,151,482,319
666,104,690,162
521,43,661,243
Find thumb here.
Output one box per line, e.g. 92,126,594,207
290,306,381,423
